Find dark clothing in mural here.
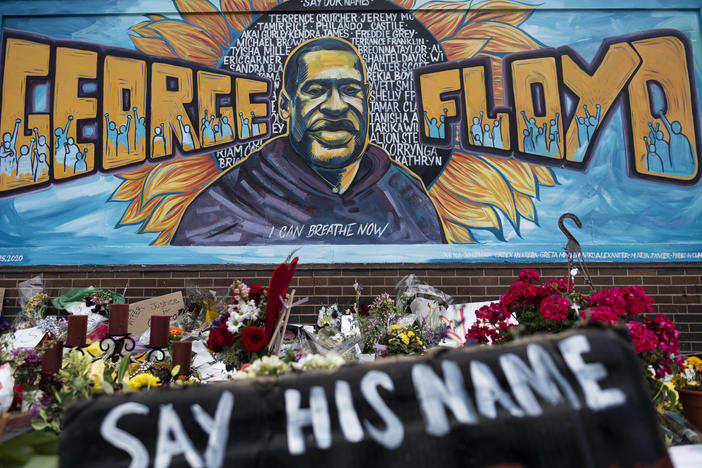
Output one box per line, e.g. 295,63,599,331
172,137,445,245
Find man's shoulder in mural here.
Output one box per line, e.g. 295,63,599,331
171,135,445,245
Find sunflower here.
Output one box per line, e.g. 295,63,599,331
118,0,555,245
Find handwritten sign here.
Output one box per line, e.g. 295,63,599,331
12,327,44,348
60,326,669,468
128,292,184,336
0,287,4,315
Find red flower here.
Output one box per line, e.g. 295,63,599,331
518,268,540,283
241,326,267,352
539,295,570,321
581,306,619,324
240,363,251,371
248,285,266,304
207,325,235,353
87,323,109,342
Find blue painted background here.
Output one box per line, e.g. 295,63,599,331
0,0,700,264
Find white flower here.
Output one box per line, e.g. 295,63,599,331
293,353,345,370
245,355,290,376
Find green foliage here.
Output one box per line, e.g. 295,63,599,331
0,430,59,468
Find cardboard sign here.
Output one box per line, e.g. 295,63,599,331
127,292,184,336
59,326,669,468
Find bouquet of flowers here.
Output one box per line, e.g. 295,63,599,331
384,324,423,355
207,281,269,370
673,356,702,390
464,268,683,411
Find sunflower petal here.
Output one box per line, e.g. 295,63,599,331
111,178,145,202
465,0,537,27
414,2,467,40
174,0,231,48
389,0,414,10
443,219,477,244
252,0,280,11
146,20,222,66
220,0,253,31
143,155,219,202
441,38,487,60
479,155,536,197
455,21,541,53
429,181,501,230
531,164,557,186
114,164,153,180
147,14,167,21
513,190,535,222
141,193,194,232
440,151,518,225
130,21,161,38
120,194,165,226
129,35,178,59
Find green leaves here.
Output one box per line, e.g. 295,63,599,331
0,430,59,468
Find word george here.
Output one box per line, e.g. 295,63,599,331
415,30,700,184
0,30,272,196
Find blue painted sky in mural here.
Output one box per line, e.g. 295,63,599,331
0,0,700,264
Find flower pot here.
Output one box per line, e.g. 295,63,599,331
678,387,702,431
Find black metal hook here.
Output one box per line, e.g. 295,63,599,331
558,213,582,254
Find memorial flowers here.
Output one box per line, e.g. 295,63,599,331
384,325,424,355
207,279,271,370
463,268,683,413
673,356,702,390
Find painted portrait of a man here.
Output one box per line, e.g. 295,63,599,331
172,37,446,245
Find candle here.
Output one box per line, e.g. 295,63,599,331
66,315,88,347
172,341,192,375
109,303,130,335
149,315,170,347
41,341,63,374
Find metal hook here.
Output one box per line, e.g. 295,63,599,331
558,213,582,254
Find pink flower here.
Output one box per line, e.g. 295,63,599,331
626,321,658,353
539,295,570,321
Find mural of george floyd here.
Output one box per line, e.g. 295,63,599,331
0,1,701,347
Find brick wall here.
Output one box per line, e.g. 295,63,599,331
1,263,700,352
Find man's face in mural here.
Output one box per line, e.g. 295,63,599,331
281,48,370,169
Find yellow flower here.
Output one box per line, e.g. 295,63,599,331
417,339,423,346
127,373,160,391
390,325,403,332
687,356,702,370
407,331,415,338
89,360,105,388
401,335,410,345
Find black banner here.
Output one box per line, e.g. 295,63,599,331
59,326,670,468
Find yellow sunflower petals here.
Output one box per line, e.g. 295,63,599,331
456,21,541,53
441,38,487,60
513,190,536,222
441,151,517,225
465,0,537,27
220,0,254,31
129,35,178,59
429,181,501,230
479,155,537,197
414,2,467,41
174,0,232,48
146,20,222,66
442,219,477,244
